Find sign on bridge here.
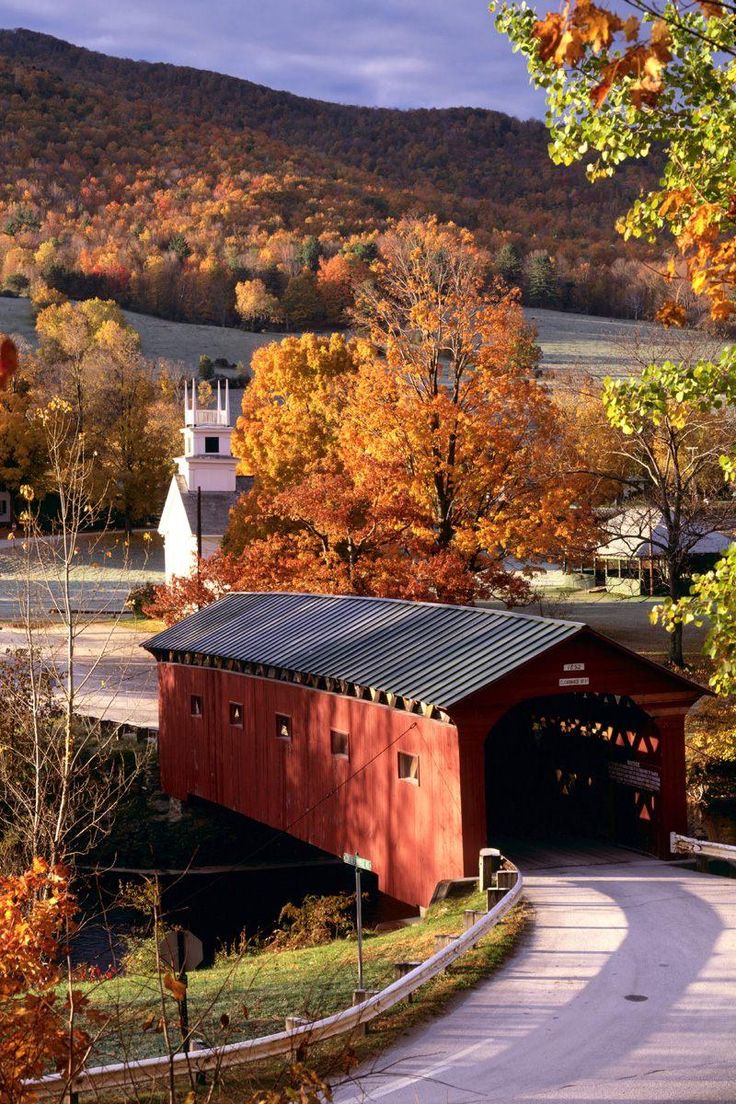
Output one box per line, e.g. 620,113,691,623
343,852,372,871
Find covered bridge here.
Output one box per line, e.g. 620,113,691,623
143,592,705,907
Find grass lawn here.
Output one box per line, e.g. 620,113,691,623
74,889,529,1072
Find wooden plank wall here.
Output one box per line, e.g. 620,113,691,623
157,663,465,907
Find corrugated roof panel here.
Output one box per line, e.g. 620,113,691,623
143,592,582,710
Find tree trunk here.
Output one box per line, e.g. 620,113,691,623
669,620,685,667
667,554,685,667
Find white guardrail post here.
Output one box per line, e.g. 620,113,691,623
28,856,523,1099
670,831,736,863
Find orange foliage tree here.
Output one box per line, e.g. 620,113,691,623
0,860,91,1102
350,218,593,569
148,220,595,624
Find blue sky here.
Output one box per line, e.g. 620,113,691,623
0,0,546,118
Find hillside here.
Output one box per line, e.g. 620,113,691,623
0,30,660,326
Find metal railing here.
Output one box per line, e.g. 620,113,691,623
29,861,523,1099
670,831,736,862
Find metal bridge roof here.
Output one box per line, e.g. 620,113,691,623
143,591,584,711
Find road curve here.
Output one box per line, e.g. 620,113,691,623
334,846,736,1104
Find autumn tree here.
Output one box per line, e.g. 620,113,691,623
1,401,146,873
350,217,594,587
282,272,327,330
34,298,127,425
84,322,178,530
601,352,736,664
492,0,736,682
492,0,736,323
0,382,47,501
0,860,91,1103
317,253,363,326
235,278,281,330
228,333,447,599
152,332,476,623
32,300,179,526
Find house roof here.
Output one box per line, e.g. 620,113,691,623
597,506,733,559
143,590,587,709
175,474,252,537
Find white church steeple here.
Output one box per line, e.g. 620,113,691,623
177,380,238,494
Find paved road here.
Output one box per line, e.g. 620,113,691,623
531,594,709,657
0,621,159,727
335,847,736,1104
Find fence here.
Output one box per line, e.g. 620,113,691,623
30,858,523,1099
670,831,736,863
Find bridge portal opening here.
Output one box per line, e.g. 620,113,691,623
485,693,661,852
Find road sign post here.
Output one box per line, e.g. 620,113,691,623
176,930,190,1054
158,929,203,1056
344,852,372,992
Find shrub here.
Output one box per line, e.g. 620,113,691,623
127,582,158,618
267,893,356,951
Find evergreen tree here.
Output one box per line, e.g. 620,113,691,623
524,252,558,308
495,242,522,288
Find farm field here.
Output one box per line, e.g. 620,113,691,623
0,296,286,374
0,296,715,380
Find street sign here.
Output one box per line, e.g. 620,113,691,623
343,853,371,991
158,929,203,973
343,852,372,872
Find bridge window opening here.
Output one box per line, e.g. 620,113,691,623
485,693,659,852
331,729,349,758
398,751,420,785
276,713,292,741
191,694,202,717
229,701,243,727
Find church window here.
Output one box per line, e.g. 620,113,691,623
204,436,220,454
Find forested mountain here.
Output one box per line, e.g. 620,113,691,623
0,29,661,325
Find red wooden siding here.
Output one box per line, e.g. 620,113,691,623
157,663,464,907
451,629,698,871
156,626,702,907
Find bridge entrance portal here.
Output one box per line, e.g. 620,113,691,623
485,693,661,853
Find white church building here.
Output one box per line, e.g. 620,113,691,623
158,380,251,580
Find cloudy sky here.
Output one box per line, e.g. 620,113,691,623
0,0,546,118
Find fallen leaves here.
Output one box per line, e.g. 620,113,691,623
163,972,188,1002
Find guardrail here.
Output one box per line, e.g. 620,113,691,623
30,860,523,1099
670,831,736,862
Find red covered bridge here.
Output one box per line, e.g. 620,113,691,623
143,592,705,908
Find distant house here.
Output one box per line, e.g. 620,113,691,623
158,381,251,581
595,506,732,595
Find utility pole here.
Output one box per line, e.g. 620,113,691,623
196,486,202,560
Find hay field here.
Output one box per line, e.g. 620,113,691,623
0,296,718,380
0,296,285,373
